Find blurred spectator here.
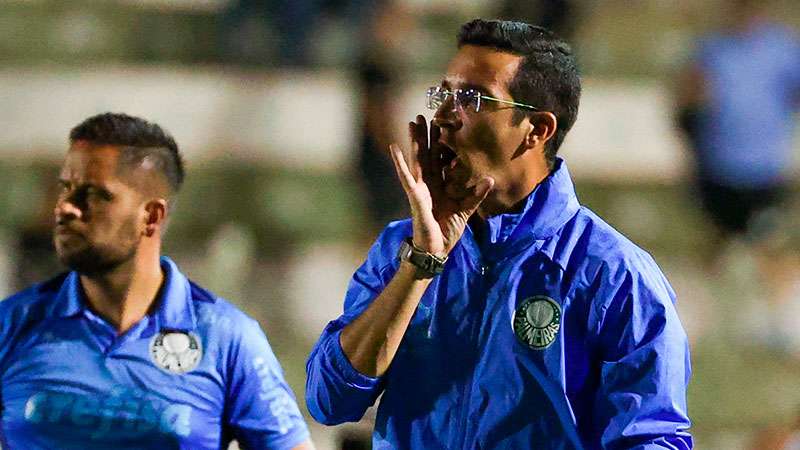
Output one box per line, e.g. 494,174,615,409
15,171,62,291
749,406,800,449
219,0,378,66
675,0,800,353
355,1,414,233
496,0,579,40
675,0,800,251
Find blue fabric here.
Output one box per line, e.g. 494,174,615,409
0,256,309,450
695,23,800,188
306,159,693,449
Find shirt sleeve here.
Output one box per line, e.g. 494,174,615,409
305,223,405,425
225,317,310,450
591,255,693,450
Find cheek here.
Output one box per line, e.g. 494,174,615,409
471,120,500,152
95,208,142,240
460,117,507,166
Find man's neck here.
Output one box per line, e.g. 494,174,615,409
80,253,165,335
477,162,551,219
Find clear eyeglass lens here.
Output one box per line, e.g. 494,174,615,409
455,89,480,111
427,87,446,110
427,87,482,111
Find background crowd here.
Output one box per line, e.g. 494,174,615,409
2,0,800,448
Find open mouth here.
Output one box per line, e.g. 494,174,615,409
439,142,459,169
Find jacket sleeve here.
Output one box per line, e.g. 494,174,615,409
591,254,693,450
305,224,404,425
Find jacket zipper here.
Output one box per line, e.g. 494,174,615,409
454,261,491,450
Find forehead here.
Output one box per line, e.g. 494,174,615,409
61,141,122,182
444,45,523,95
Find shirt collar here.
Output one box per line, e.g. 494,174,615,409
155,256,197,331
464,157,581,260
51,256,197,331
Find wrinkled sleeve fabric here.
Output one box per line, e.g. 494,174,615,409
305,223,405,425
226,317,310,450
591,253,693,450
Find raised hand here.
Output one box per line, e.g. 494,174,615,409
389,115,494,256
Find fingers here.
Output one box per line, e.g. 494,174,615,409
415,117,433,183
407,122,423,181
414,115,428,151
460,177,495,214
426,120,444,193
389,144,417,193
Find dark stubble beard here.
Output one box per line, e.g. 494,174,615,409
54,218,141,277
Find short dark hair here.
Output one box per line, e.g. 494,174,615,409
458,19,581,167
69,112,185,194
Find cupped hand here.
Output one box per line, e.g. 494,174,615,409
389,115,494,256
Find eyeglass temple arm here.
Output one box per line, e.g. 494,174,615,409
481,95,539,110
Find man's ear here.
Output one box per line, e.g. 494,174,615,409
143,199,168,238
524,112,558,149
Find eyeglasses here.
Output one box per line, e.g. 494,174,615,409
426,86,539,113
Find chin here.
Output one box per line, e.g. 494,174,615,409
56,246,131,276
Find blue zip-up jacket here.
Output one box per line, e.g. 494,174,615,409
306,159,692,449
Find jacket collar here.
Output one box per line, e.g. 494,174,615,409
463,157,581,262
51,256,197,331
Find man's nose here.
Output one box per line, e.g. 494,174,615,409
54,198,82,224
432,101,460,130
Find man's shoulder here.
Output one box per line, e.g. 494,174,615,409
0,274,69,354
379,219,413,242
187,280,262,338
0,273,69,319
554,206,662,276
366,218,413,261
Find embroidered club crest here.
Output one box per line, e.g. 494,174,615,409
150,331,202,374
513,296,561,349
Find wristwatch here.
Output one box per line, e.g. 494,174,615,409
397,238,448,278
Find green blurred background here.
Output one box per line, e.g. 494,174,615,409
2,1,800,448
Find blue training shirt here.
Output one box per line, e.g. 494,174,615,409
0,256,309,449
694,22,800,188
306,159,692,449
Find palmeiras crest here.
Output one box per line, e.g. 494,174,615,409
513,296,561,349
150,330,203,374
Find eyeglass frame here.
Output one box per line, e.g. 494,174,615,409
426,85,540,113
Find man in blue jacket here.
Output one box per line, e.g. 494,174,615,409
0,113,314,449
306,19,692,449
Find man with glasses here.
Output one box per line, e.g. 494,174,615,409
307,19,692,448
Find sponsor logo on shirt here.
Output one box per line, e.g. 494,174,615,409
23,387,191,439
253,357,294,435
513,296,561,349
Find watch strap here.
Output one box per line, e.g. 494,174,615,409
397,238,448,278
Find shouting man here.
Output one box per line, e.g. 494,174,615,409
306,20,692,449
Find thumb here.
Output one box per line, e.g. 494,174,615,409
460,177,495,214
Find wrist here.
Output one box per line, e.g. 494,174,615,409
397,238,448,278
410,235,447,257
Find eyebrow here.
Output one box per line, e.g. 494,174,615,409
58,179,113,194
440,80,492,95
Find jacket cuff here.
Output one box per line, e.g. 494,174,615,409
326,328,382,389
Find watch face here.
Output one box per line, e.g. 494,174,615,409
149,331,203,374
399,240,413,258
